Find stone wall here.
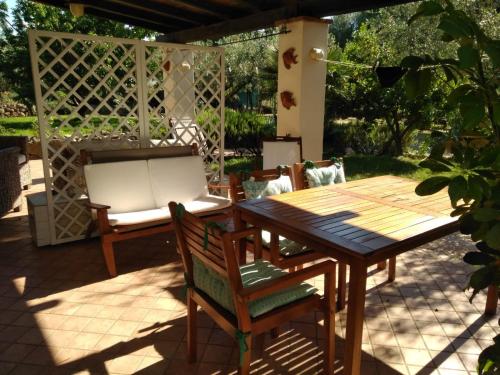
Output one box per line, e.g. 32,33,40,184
0,102,31,117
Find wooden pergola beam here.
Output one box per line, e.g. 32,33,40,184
157,5,299,43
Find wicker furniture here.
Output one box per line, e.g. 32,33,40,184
0,146,23,215
234,176,458,375
0,136,31,190
81,144,232,277
168,201,337,375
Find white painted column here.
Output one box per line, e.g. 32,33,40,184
277,17,329,161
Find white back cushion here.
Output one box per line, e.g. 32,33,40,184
84,160,156,214
263,141,301,169
148,155,208,207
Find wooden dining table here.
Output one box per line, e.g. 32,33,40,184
233,175,460,375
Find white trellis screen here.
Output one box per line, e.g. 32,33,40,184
28,30,224,245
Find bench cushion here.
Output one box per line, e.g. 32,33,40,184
107,194,230,226
181,195,232,214
84,160,156,214
108,208,170,226
148,155,209,207
193,258,317,318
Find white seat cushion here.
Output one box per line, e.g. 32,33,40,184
181,195,232,214
18,153,27,164
108,208,170,226
84,160,156,214
148,156,209,207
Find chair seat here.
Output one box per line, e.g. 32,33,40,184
180,195,232,214
108,208,169,226
261,230,313,257
193,257,317,318
108,195,232,226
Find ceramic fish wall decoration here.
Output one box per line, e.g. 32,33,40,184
280,91,296,109
282,47,298,69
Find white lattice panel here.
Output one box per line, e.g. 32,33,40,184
28,30,224,244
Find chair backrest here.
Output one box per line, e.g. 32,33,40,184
262,136,302,170
168,202,243,305
80,144,198,165
293,160,345,190
229,167,292,203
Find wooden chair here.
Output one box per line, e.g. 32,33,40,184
262,136,302,170
168,201,336,375
293,160,397,297
229,167,327,270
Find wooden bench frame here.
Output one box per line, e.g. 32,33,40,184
81,144,231,277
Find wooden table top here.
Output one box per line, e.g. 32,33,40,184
236,175,459,263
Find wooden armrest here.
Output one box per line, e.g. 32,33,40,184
86,202,111,210
238,260,336,302
229,227,260,241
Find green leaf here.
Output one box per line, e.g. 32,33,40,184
467,175,489,201
467,264,496,301
459,93,485,129
415,176,450,196
447,84,473,106
450,206,469,217
438,14,473,40
472,208,500,222
457,45,480,68
419,159,452,172
459,213,480,234
471,222,490,242
485,223,500,250
492,100,500,126
448,176,467,205
408,1,444,24
484,40,500,68
400,55,425,69
404,69,432,99
463,251,495,265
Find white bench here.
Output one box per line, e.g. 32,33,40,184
82,145,231,277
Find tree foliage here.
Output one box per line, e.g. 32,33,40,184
0,0,155,109
405,2,499,373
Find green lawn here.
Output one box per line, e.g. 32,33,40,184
224,155,431,181
0,116,38,136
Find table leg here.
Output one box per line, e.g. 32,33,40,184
388,257,396,282
337,263,347,311
233,209,247,265
344,262,367,375
485,285,498,315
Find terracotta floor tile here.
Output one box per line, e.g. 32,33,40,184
105,354,143,374
83,318,116,334
401,347,432,366
0,343,37,362
107,321,139,337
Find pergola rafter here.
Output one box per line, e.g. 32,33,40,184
34,0,420,42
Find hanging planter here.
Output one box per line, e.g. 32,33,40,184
280,91,296,109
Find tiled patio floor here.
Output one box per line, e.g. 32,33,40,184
0,161,497,374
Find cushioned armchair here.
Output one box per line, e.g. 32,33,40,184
0,146,23,215
0,136,31,190
169,202,336,375
229,167,327,270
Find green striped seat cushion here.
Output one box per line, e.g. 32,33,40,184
192,257,317,318
261,230,313,257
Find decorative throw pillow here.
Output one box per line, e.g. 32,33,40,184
242,175,292,199
334,164,346,183
305,165,337,188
